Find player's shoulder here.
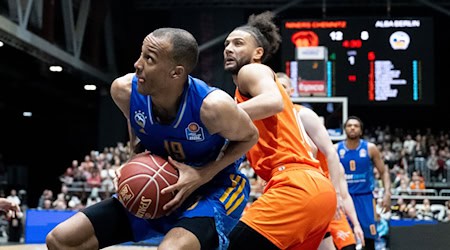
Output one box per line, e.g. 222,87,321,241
113,73,134,86
239,63,273,77
202,89,235,111
111,73,134,100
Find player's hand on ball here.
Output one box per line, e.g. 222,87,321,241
161,156,210,214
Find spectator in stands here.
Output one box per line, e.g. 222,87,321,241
427,145,441,182
52,193,68,210
100,162,115,197
390,197,408,219
417,198,434,221
395,178,411,196
59,166,74,186
444,200,450,222
437,148,447,182
403,134,417,175
86,167,102,188
37,189,53,209
406,206,418,219
391,137,403,153
6,189,20,207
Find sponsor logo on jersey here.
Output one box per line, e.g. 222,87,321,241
185,122,205,141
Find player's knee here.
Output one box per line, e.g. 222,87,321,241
46,226,71,249
46,229,61,250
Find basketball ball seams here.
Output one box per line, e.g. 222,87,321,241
118,153,179,219
129,178,153,215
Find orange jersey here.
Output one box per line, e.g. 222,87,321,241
234,79,320,182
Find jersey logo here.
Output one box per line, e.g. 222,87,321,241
339,148,346,158
134,110,148,134
185,122,205,141
336,230,352,241
359,149,367,158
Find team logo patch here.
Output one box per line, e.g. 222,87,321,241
339,149,346,158
359,149,367,158
185,122,205,141
134,110,148,134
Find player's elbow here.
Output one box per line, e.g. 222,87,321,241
269,97,284,115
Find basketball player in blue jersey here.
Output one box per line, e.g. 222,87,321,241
334,116,391,250
46,28,259,250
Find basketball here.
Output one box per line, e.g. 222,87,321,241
117,152,179,219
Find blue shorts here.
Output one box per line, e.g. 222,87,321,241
350,192,378,239
122,172,250,249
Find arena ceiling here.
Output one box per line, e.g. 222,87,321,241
131,0,450,9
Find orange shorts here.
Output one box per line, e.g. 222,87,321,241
241,165,337,250
328,210,356,250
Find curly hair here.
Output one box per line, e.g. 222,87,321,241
236,11,282,63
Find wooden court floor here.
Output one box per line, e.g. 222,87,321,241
0,244,157,249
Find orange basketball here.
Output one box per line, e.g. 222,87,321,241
117,152,178,219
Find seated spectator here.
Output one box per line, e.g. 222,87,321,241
417,198,434,221
52,193,67,210
395,178,411,195
406,206,418,219
86,167,102,188
59,167,74,185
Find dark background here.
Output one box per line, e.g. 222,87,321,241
0,0,449,206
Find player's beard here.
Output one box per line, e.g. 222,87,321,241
225,57,252,75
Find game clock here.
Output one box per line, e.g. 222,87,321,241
281,17,434,106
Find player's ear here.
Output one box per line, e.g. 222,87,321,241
252,47,264,61
170,66,185,79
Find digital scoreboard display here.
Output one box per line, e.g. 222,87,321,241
281,17,434,106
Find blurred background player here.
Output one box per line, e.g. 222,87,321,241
277,72,364,250
335,116,391,250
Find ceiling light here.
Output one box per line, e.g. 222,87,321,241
84,84,97,91
49,65,63,72
0,41,4,47
23,112,32,117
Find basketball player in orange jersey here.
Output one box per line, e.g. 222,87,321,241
277,72,364,250
224,11,341,250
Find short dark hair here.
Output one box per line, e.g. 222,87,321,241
344,116,364,131
152,28,199,74
234,11,281,63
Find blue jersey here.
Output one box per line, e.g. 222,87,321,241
129,74,240,174
336,139,375,195
127,74,249,249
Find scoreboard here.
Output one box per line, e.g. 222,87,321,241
281,17,434,106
